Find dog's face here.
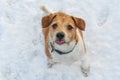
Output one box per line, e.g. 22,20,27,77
42,12,85,47
48,13,77,45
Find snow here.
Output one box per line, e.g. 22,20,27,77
0,0,120,80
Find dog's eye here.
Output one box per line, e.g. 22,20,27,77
67,25,73,30
52,23,57,29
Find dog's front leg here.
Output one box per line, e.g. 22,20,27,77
43,28,54,68
44,43,54,68
47,57,54,68
45,49,54,68
80,54,90,77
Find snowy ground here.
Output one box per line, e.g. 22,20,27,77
0,0,120,80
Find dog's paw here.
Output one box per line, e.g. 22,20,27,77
47,59,54,68
47,62,53,68
47,62,57,68
81,65,90,77
47,60,57,68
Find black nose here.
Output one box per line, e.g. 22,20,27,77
56,32,65,40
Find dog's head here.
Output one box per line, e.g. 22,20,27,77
42,12,85,46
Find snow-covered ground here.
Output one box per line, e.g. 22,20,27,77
0,0,120,80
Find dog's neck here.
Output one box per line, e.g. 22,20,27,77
50,41,77,55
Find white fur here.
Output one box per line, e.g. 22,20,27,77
50,29,85,64
51,41,82,64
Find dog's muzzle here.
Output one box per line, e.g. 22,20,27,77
55,32,65,45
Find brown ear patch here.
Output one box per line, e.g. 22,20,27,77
71,16,86,31
42,14,56,28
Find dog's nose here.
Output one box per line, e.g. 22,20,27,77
56,32,65,40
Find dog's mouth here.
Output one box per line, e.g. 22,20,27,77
55,39,65,45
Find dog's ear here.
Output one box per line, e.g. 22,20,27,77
71,16,85,31
42,14,56,28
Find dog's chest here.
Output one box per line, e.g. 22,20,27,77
51,43,83,64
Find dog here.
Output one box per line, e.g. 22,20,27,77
41,6,90,77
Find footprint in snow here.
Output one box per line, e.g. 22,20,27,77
97,7,110,26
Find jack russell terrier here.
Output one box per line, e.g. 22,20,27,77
41,6,90,77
